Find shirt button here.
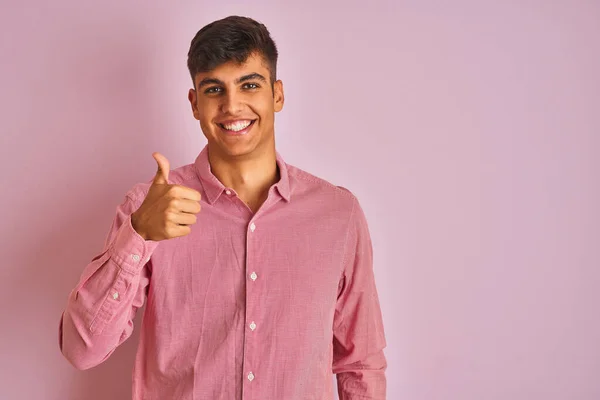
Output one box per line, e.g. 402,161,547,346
250,272,257,281
131,254,140,262
250,222,256,232
112,291,119,300
247,372,254,381
225,190,232,195
249,321,256,330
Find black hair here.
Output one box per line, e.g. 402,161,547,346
187,16,279,88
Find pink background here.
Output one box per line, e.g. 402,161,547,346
1,1,599,399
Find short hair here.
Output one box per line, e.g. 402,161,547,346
187,16,279,88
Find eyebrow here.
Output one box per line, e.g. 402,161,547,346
198,72,267,89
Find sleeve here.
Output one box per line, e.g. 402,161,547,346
58,191,160,370
333,195,388,399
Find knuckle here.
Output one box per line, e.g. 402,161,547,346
167,185,179,196
165,225,176,237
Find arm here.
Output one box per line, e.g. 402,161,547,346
58,192,160,370
333,195,388,399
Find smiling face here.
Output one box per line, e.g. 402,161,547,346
188,52,284,160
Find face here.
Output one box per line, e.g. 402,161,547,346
188,52,284,160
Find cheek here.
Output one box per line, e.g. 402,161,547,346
254,97,275,118
196,104,216,125
197,113,214,132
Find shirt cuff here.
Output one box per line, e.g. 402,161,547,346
109,214,160,274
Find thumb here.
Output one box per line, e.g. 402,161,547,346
152,152,170,185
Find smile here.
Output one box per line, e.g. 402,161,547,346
218,119,256,135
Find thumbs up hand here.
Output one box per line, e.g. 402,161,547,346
131,152,202,241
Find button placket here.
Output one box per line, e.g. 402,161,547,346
245,220,258,386
91,271,128,334
108,277,126,304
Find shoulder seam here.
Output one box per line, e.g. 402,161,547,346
292,168,355,198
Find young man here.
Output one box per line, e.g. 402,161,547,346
59,15,387,400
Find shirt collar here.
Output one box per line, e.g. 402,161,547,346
193,144,291,205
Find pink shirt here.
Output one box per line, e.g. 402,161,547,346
59,144,387,399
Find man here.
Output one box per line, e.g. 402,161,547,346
59,15,387,400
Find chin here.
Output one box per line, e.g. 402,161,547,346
215,140,258,158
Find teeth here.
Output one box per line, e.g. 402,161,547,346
222,120,252,131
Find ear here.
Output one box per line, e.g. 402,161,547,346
273,80,284,113
188,88,200,120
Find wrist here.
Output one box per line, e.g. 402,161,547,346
131,212,148,240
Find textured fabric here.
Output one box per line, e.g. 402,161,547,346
59,144,387,400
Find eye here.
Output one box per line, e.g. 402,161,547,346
204,86,223,94
243,82,260,90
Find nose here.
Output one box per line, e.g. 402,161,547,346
220,90,243,115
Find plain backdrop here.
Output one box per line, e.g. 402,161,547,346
0,1,598,399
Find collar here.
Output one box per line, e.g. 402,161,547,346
193,144,291,205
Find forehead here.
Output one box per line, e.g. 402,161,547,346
194,53,270,84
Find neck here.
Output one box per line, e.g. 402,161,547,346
207,144,280,210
